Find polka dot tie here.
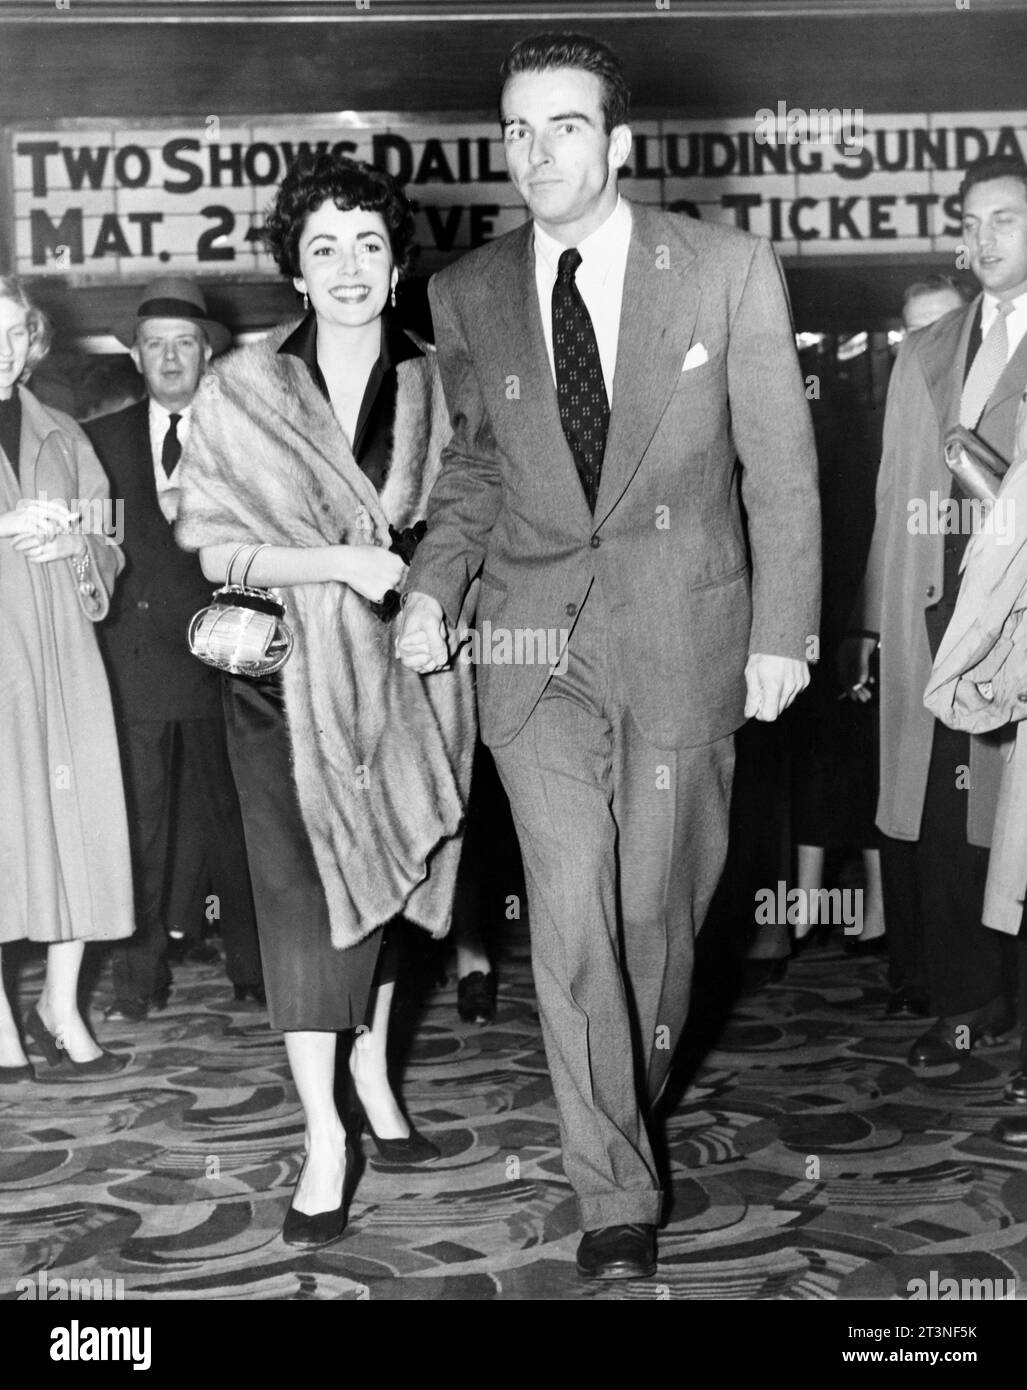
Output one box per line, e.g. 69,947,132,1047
553,247,608,512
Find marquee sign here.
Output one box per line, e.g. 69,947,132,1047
5,110,1027,280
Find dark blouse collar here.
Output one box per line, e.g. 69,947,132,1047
278,310,423,400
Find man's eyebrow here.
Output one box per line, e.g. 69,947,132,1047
501,110,596,127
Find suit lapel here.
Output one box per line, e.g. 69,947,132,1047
595,205,701,524
484,223,593,526
131,400,168,521
921,297,978,433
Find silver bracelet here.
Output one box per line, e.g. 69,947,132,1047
72,546,97,598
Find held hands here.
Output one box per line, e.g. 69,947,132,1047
395,591,455,673
836,635,877,703
744,653,811,721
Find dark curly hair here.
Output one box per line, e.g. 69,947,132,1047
263,153,417,279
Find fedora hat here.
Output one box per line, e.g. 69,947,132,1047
113,277,232,355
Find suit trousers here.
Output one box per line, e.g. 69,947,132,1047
111,716,261,1002
913,718,1011,1017
879,834,927,999
491,587,734,1230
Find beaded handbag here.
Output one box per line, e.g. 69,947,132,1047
188,543,293,677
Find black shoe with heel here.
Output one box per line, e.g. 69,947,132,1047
342,1074,441,1166
25,1007,128,1077
281,1144,356,1249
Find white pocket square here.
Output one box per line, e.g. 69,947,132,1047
682,343,709,371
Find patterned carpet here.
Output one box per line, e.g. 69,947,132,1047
1,926,1026,1302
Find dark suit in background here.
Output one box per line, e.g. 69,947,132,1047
85,400,261,1005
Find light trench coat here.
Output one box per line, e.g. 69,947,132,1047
0,386,134,943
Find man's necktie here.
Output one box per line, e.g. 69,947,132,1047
552,247,609,512
960,301,1013,429
161,412,182,477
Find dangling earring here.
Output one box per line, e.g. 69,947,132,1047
390,284,397,309
303,291,309,312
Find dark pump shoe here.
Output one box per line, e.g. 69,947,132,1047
1003,1070,1027,1105
282,1147,355,1249
576,1223,657,1280
994,1115,1027,1149
25,1007,128,1077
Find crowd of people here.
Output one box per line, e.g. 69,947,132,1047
2,29,1027,1281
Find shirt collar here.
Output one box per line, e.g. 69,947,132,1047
278,309,423,400
533,194,631,276
982,287,1027,318
149,397,190,426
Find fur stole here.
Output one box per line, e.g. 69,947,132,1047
175,320,476,948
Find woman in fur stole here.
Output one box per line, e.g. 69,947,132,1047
0,277,131,1083
176,157,475,1248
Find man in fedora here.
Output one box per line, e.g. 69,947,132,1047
86,277,264,1020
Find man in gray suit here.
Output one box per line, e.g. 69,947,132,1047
397,32,820,1279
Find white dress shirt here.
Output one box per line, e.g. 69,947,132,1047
148,399,192,523
533,195,633,405
980,287,1027,362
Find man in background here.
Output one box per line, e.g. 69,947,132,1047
842,157,1027,1061
87,277,263,1020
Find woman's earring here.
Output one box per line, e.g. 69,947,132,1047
390,285,397,308
303,292,309,312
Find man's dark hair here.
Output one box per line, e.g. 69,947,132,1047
902,273,971,308
499,32,630,133
263,153,416,279
958,155,1027,207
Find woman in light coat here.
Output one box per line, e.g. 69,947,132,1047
0,276,132,1082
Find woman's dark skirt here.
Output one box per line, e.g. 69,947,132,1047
221,672,389,1032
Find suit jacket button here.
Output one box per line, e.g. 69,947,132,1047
926,585,936,599
565,602,578,617
590,535,602,549
137,599,149,610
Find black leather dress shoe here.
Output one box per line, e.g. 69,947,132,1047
994,1115,1027,1148
1003,1070,1027,1105
103,987,169,1024
885,989,929,1019
576,1223,657,1280
907,1001,1015,1067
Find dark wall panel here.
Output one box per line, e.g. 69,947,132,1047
0,14,1024,124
